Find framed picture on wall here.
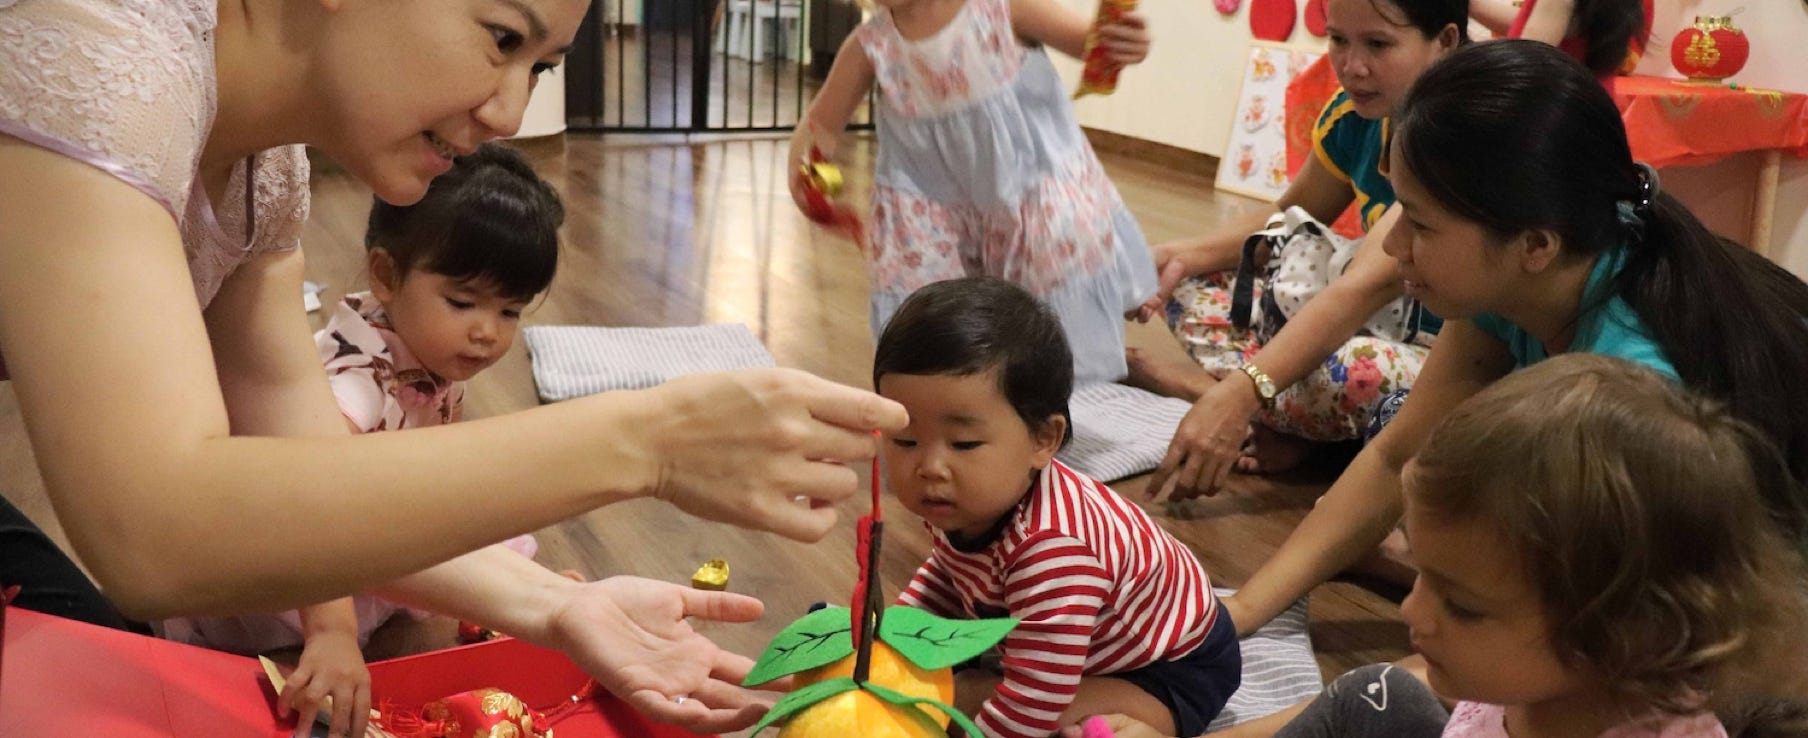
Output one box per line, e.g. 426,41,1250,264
1215,41,1324,201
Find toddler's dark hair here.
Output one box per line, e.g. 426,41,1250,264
366,142,563,300
874,278,1074,447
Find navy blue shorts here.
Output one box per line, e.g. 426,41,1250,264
951,603,1242,736
1111,605,1242,737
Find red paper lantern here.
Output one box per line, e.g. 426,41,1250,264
1670,16,1749,82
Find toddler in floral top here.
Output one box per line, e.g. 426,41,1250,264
789,0,1157,383
159,143,563,730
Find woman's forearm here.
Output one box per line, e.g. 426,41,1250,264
1229,444,1406,629
62,394,659,619
1174,209,1273,277
374,543,584,646
1248,248,1405,390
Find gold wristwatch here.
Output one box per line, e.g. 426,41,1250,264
1241,363,1279,409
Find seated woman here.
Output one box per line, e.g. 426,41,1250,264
1132,0,1463,494
1222,39,1808,637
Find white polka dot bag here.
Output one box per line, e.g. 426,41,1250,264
1229,206,1423,344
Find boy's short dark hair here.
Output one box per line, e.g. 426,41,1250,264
366,142,563,300
873,277,1074,446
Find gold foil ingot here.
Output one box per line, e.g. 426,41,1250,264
803,161,844,198
691,559,730,591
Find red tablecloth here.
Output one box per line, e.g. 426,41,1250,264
1281,62,1808,237
1288,66,1808,175
1611,75,1808,168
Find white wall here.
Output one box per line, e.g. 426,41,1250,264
515,66,568,139
1051,0,1808,277
1048,0,1325,159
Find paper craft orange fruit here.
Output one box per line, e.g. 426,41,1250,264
796,641,955,714
777,688,950,738
741,606,1014,737
782,642,953,738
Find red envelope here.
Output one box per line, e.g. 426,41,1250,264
0,606,713,738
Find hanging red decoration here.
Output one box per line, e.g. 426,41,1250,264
1214,0,1242,15
795,127,866,253
1671,16,1749,83
1249,0,1296,42
1304,0,1327,37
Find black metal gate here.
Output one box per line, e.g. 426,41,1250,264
564,0,871,133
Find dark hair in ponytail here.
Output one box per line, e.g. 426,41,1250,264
1395,40,1808,544
1574,0,1646,76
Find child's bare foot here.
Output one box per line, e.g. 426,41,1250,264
1234,424,1315,475
1125,347,1215,401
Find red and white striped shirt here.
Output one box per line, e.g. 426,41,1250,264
898,460,1220,738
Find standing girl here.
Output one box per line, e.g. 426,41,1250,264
791,0,1156,382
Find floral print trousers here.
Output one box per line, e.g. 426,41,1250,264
1164,272,1432,442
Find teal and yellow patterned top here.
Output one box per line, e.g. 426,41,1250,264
1312,89,1394,233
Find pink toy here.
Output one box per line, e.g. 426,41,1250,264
1081,716,1117,738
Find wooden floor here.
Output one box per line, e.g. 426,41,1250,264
0,133,1409,736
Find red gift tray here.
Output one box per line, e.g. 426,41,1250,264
0,605,714,738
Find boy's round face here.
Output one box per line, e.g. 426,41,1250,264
309,0,587,206
877,370,1061,540
1398,481,1591,710
375,270,531,382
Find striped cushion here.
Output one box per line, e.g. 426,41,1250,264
524,324,777,401
1057,383,1193,482
1209,589,1324,730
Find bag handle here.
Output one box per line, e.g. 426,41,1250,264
1228,230,1266,332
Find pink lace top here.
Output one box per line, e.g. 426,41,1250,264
1443,702,1729,738
0,0,309,309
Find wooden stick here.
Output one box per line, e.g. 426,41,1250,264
1751,149,1782,258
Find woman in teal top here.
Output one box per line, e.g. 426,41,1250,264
1311,88,1396,233
1131,0,1466,496
1224,40,1808,637
1469,245,1677,379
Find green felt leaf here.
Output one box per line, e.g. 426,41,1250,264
863,681,981,738
743,606,854,687
878,606,1019,671
745,676,860,736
